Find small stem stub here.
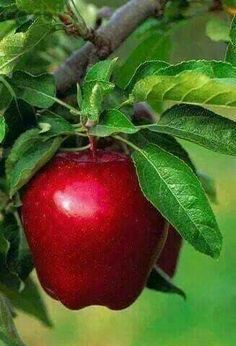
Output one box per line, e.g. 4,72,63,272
88,135,97,157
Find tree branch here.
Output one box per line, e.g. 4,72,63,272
55,0,166,94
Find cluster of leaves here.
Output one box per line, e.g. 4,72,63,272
0,0,236,344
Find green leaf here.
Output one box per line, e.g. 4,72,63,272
125,60,170,93
0,294,25,346
140,130,196,171
2,277,52,327
139,131,217,202
0,17,52,75
0,116,6,143
226,17,236,66
84,58,117,83
0,78,13,114
129,60,236,109
197,172,218,204
81,81,114,122
147,104,236,155
0,209,33,293
0,215,23,292
6,129,63,197
16,0,66,14
223,0,236,7
2,100,36,147
0,1,15,7
127,134,222,258
114,23,171,89
10,72,56,109
206,18,230,42
38,113,75,137
146,266,186,299
89,109,138,137
81,59,117,121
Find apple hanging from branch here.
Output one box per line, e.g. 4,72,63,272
21,150,168,310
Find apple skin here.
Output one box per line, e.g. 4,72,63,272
21,150,167,310
157,225,183,278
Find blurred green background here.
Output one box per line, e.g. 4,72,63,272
12,1,236,345
15,144,236,346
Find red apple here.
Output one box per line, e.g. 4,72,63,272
157,225,183,278
21,150,167,310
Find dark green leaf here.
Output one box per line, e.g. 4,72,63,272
147,104,236,155
6,129,63,197
115,24,171,89
89,109,138,137
11,72,56,109
0,215,23,291
0,1,15,7
0,116,6,143
128,134,222,258
38,113,75,137
2,277,52,327
0,294,25,346
223,0,236,8
16,0,66,14
0,78,13,114
146,266,186,299
197,172,218,204
2,100,36,147
140,130,196,171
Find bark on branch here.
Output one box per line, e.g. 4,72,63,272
55,0,166,94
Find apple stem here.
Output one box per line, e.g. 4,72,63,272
60,144,91,152
89,135,97,156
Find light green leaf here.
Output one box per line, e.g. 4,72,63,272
128,134,222,258
126,60,170,93
0,116,6,143
0,294,25,346
10,72,56,108
226,17,236,66
81,59,117,121
147,104,236,155
129,60,236,109
0,17,52,75
6,129,63,197
89,109,138,137
84,58,117,83
206,18,230,42
81,82,103,122
81,81,114,122
16,0,66,14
